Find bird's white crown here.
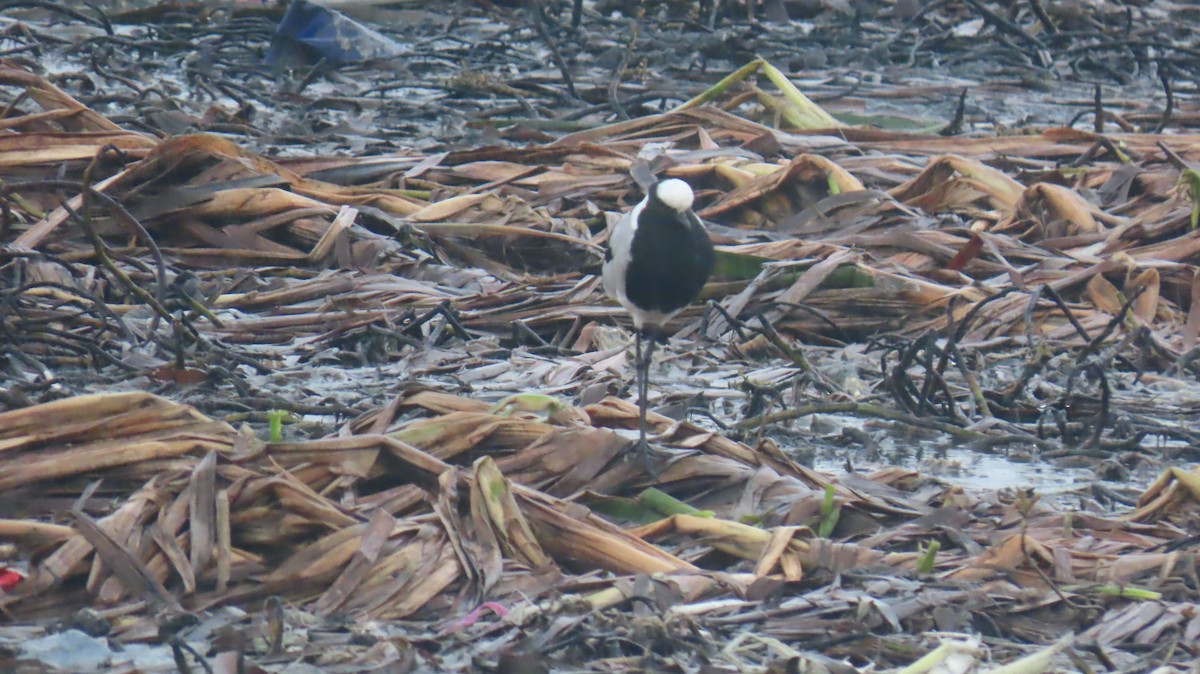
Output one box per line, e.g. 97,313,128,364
655,179,694,213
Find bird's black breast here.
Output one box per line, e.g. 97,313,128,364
624,200,714,316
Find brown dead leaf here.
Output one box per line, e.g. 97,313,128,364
1011,182,1104,239
891,155,1024,210
1087,273,1124,316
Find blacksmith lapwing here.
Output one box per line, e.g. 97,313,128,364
602,177,715,465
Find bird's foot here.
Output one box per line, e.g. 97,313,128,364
630,437,666,478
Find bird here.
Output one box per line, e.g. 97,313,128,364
602,177,715,467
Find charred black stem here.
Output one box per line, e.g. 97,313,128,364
773,301,850,343
1084,367,1111,449
1076,284,1146,366
170,636,213,674
606,21,637,121
531,1,579,100
953,287,1019,344
938,88,967,136
571,0,583,28
1028,0,1057,33
0,0,113,35
916,331,943,415
1029,284,1092,346
889,332,934,414
756,315,813,377
925,297,960,405
1061,286,1145,445
961,0,1047,53
29,172,174,340
1154,60,1173,133
407,300,472,343
701,299,751,341
0,277,133,342
512,320,550,348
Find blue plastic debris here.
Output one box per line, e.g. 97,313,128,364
266,0,406,67
19,630,112,672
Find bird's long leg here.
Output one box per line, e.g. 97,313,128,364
635,329,648,447
637,330,660,469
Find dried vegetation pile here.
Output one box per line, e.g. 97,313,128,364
2,1,1200,670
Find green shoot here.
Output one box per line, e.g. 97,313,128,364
268,409,285,442
817,483,840,538
916,540,940,574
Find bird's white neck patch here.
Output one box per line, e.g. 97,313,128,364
655,179,694,213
